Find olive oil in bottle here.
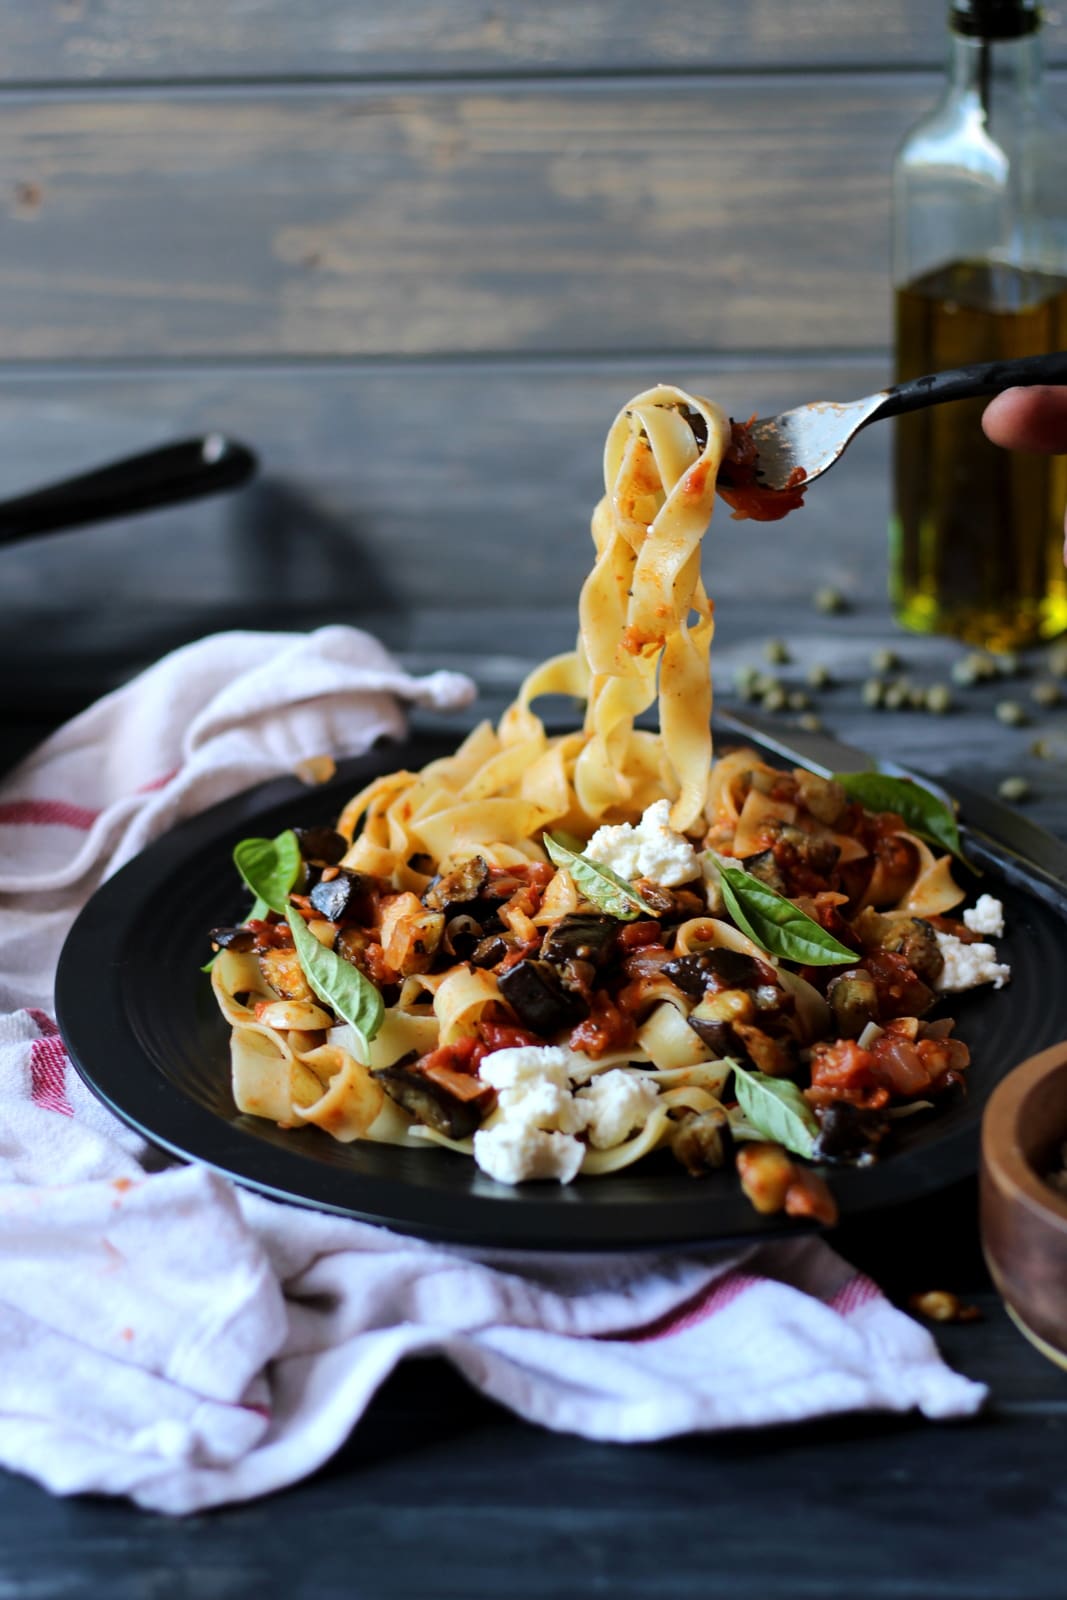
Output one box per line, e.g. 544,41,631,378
891,260,1067,649
890,0,1067,649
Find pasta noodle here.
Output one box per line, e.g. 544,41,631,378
208,385,1002,1218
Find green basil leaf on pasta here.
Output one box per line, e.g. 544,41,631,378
715,857,855,966
233,830,303,916
731,1061,819,1160
833,772,964,863
543,834,657,921
286,907,384,1052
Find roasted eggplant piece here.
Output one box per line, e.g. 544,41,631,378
630,878,676,915
498,958,588,1033
373,1060,489,1140
470,932,517,968
208,925,256,953
335,925,368,959
774,828,841,880
812,1102,891,1166
741,848,786,893
294,826,347,865
258,946,315,1002
422,855,489,913
540,914,618,971
663,948,766,998
826,969,881,1039
683,1014,735,1056
855,910,945,989
308,867,377,923
731,1022,798,1077
884,917,944,988
793,770,848,827
671,1107,734,1176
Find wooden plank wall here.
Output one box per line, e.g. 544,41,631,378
2,2,1065,715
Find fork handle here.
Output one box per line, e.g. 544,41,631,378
879,350,1067,418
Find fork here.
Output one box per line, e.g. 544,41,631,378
727,350,1067,493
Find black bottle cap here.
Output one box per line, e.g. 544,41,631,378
951,0,1042,38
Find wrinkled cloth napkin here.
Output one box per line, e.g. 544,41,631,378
0,626,985,1516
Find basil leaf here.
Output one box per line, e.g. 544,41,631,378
731,1061,819,1160
233,830,303,916
543,834,657,921
715,857,855,966
285,907,384,1053
833,771,964,862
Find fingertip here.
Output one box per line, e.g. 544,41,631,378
983,386,1067,453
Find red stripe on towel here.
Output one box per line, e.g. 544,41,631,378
138,767,178,793
829,1273,881,1317
0,799,100,830
28,1029,74,1117
603,1270,762,1344
26,1009,60,1038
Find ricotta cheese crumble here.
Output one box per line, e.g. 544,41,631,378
933,896,1010,991
934,931,1011,992
962,895,1006,938
472,1045,660,1184
583,799,699,888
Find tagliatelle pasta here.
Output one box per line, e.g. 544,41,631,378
208,386,1007,1217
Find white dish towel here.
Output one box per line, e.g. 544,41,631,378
0,626,985,1516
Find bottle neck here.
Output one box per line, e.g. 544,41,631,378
946,29,1044,115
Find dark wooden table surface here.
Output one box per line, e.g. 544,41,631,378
2,590,1067,1600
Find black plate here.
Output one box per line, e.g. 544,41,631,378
56,729,1067,1250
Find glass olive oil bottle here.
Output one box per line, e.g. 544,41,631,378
891,0,1067,649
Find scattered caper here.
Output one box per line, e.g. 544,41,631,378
734,665,760,702
813,586,848,615
764,638,790,665
995,700,1028,727
1031,680,1061,708
1031,737,1055,760
883,683,908,711
998,775,1031,803
806,662,832,690
994,651,1021,678
951,658,978,687
753,672,779,697
870,647,899,674
924,684,952,715
908,685,927,710
788,690,810,711
762,685,788,713
862,678,885,709
797,713,824,733
1047,641,1067,679
973,653,999,682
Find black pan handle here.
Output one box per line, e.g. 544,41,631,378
0,434,257,547
878,350,1067,419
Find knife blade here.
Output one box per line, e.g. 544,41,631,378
716,707,1067,911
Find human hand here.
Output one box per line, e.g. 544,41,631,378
982,386,1067,550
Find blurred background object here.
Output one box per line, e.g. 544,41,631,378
891,0,1067,650
0,0,1064,727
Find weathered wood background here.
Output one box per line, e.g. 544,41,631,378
1,1,1065,750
